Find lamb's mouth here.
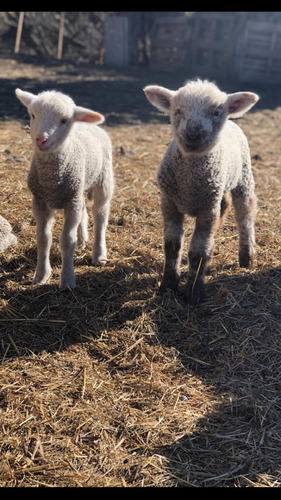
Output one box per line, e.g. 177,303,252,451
37,141,53,152
186,142,203,151
178,134,215,154
181,139,208,153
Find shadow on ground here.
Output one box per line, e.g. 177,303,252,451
1,54,281,125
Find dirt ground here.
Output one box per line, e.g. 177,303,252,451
0,55,281,488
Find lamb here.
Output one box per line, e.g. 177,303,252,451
144,78,259,304
15,88,114,289
0,215,17,252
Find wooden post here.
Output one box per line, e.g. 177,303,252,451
14,11,25,54
57,12,65,60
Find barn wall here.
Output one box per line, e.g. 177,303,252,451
104,12,281,84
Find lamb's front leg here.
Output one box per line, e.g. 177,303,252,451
159,195,184,294
60,202,82,289
185,209,220,304
32,198,54,285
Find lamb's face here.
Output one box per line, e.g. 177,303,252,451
15,88,105,155
144,80,259,157
28,93,76,154
170,84,228,155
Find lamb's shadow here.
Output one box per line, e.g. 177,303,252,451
152,266,281,486
1,243,281,485
1,247,280,362
0,245,158,357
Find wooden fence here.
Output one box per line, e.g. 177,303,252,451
236,20,281,84
13,12,281,84
104,13,281,84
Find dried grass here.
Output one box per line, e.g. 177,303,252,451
0,58,281,487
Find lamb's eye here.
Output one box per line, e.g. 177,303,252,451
175,108,181,116
30,113,35,119
213,109,220,118
60,118,67,124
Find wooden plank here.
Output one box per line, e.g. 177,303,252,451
104,15,132,67
57,12,65,60
14,11,24,54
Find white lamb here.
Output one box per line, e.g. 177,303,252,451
15,88,114,289
144,78,259,304
0,215,17,252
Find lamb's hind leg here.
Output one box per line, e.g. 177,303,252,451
232,190,257,268
159,195,184,294
77,202,89,249
220,192,231,225
60,201,82,289
90,186,112,266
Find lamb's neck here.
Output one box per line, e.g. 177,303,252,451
179,148,211,165
177,140,221,164
36,143,72,166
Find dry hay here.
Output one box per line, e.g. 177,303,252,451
0,60,281,488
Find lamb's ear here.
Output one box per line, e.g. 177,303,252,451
143,85,175,113
74,106,105,124
15,88,37,107
225,91,259,118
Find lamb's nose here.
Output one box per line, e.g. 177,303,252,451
36,136,47,146
186,128,201,141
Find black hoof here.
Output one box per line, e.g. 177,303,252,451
239,247,254,268
159,282,178,295
184,280,205,305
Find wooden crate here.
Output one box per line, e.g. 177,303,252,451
237,20,281,84
149,16,190,71
188,12,237,80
